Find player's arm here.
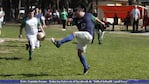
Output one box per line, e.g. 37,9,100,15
38,21,44,33
19,19,26,38
92,15,105,26
41,16,47,28
69,18,76,26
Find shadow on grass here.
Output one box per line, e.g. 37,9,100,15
0,57,23,60
0,44,25,48
19,73,49,77
5,45,24,48
19,73,83,77
0,73,83,78
72,42,78,44
0,74,15,77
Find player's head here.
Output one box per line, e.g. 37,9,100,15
134,5,138,9
27,8,34,18
74,7,84,18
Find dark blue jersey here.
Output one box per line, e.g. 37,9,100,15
35,13,43,23
73,13,95,36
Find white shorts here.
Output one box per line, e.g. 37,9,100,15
75,31,93,52
26,35,38,50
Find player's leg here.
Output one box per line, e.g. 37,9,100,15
77,45,89,75
28,41,32,60
51,33,75,48
132,19,135,32
61,20,66,31
76,32,92,75
0,29,1,35
98,29,105,44
136,19,139,32
91,28,95,44
0,21,2,35
27,36,36,60
35,40,40,48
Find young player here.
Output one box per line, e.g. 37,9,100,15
34,7,46,47
50,7,105,75
91,9,105,44
19,9,44,60
92,21,105,44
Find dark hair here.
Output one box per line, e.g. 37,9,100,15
74,7,84,12
27,8,34,13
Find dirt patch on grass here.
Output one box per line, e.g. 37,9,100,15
0,39,5,43
0,38,27,43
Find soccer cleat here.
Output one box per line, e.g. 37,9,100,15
84,67,90,75
50,38,61,48
28,57,32,61
98,41,102,44
61,29,66,31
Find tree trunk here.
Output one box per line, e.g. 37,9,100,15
57,0,59,10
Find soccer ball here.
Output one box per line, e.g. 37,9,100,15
37,32,46,41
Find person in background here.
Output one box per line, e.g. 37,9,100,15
91,9,105,44
60,8,68,31
0,7,5,35
35,7,46,29
52,9,60,24
34,7,46,48
45,8,53,24
131,5,140,32
67,9,73,26
92,9,97,17
124,11,131,31
141,11,149,32
112,13,118,31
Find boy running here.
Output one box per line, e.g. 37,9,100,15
19,9,44,60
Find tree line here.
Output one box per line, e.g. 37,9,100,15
1,0,99,21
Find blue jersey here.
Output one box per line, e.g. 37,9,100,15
73,13,95,36
35,13,43,23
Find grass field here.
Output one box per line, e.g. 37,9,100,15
0,24,149,80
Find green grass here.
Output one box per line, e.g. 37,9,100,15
0,24,149,80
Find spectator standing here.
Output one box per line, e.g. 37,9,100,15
141,11,149,32
112,13,118,31
124,11,131,31
45,8,53,24
60,8,68,31
67,9,73,26
131,5,140,32
52,9,60,24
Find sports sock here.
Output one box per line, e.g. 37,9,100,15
58,34,74,45
79,54,89,69
29,50,32,59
